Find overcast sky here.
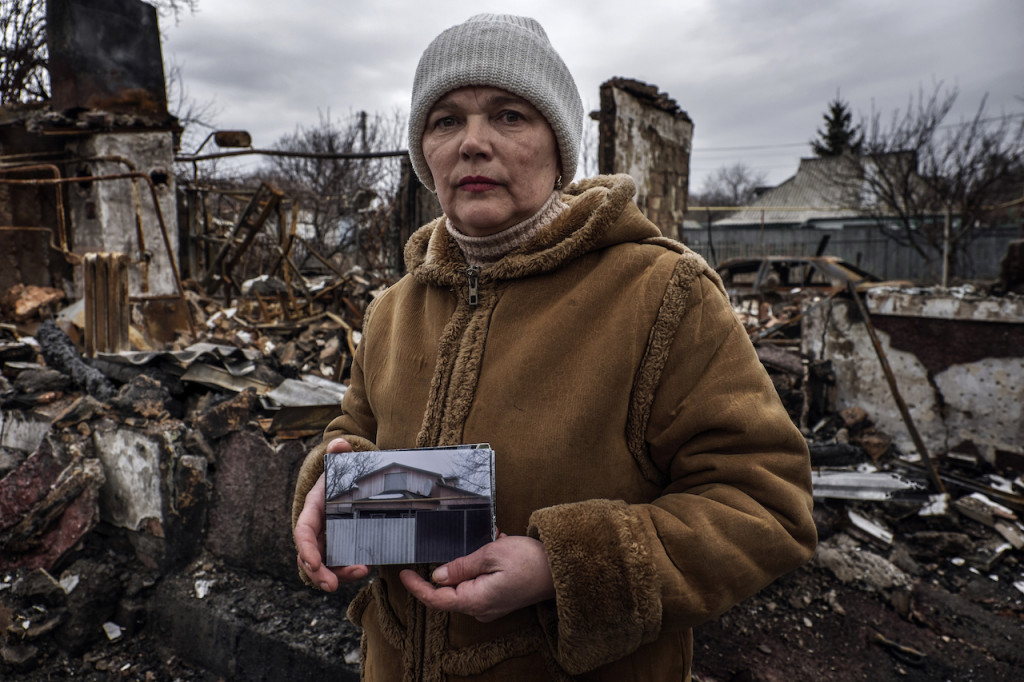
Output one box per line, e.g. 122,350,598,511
162,0,1024,191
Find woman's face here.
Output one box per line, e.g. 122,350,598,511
423,86,560,237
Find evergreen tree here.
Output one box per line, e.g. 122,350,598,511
811,95,863,157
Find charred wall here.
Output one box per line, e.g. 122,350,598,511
0,0,180,299
47,0,167,116
597,77,693,240
803,289,1024,469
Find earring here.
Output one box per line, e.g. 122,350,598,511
554,175,563,190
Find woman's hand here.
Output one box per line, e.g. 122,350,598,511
294,438,370,591
399,534,555,622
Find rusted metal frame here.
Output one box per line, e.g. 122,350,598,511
181,185,201,281
198,188,215,280
0,164,71,257
0,150,69,164
201,183,282,296
199,191,260,292
325,311,359,358
252,291,276,324
266,202,297,279
267,203,302,320
218,188,283,301
0,226,69,258
276,246,315,314
846,282,946,495
295,236,348,280
250,310,327,332
0,172,196,340
339,296,366,323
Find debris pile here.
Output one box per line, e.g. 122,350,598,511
2,265,1023,680
0,269,385,677
694,429,1024,681
698,274,1024,680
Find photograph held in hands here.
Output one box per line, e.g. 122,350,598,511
324,444,495,566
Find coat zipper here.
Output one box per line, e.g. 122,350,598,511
465,265,480,307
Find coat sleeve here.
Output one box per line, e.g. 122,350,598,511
290,328,380,534
527,268,817,674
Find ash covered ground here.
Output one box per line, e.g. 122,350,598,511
4,495,1022,681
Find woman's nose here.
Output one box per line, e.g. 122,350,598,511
459,117,493,158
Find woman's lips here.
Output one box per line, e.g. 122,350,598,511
458,176,500,192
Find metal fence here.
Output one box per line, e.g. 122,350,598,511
682,223,1021,283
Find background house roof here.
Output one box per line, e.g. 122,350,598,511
715,156,866,227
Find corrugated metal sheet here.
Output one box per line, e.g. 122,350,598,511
328,517,415,566
326,507,493,565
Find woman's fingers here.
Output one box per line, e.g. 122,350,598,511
400,536,555,622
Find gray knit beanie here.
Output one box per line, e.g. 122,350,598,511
408,14,584,192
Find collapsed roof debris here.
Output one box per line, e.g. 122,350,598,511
2,251,1023,678
1,268,375,676
685,245,1024,679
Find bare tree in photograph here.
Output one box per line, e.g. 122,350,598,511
325,450,382,500
443,447,493,497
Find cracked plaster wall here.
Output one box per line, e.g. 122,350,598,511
67,131,179,298
598,82,692,240
802,292,1024,467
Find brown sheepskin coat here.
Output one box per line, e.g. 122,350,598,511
292,174,817,681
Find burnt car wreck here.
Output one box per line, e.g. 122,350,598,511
2,1,1024,680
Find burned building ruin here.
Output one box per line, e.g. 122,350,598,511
2,2,1023,680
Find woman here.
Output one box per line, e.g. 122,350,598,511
294,14,816,681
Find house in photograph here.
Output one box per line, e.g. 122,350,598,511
325,461,493,566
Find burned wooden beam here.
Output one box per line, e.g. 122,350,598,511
0,439,104,571
1,456,103,553
200,182,283,296
36,320,116,402
0,439,67,533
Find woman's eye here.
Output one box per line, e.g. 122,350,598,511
500,111,523,123
433,116,456,129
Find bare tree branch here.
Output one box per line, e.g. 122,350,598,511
254,109,407,273
837,83,1024,280
692,162,768,207
0,0,48,103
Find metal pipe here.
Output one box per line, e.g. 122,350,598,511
176,148,408,163
0,172,196,339
0,164,70,254
0,226,73,260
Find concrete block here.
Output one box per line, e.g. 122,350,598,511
91,420,208,570
205,430,308,580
